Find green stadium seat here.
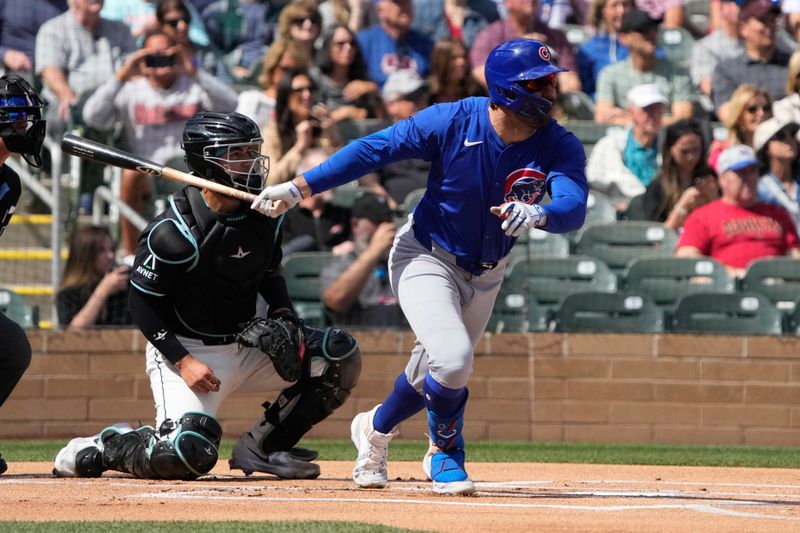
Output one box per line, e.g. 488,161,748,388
513,228,570,261
335,118,392,145
505,255,617,312
553,291,664,333
0,287,39,329
281,252,334,326
786,299,800,334
739,258,800,311
671,292,783,336
622,257,735,310
566,120,609,146
573,221,679,274
401,187,426,218
487,289,550,333
657,27,695,70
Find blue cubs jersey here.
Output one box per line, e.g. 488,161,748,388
356,25,433,87
303,97,588,266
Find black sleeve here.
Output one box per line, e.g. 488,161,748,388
55,286,87,327
128,288,188,365
0,165,22,237
258,225,295,317
642,179,665,222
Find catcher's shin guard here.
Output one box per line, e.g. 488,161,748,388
242,326,362,454
423,391,476,495
102,413,222,480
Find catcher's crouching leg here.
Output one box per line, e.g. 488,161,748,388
102,412,222,480
230,326,362,478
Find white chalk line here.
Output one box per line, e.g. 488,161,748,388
125,491,800,520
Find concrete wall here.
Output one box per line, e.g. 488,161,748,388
2,329,799,446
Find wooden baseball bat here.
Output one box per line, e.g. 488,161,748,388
61,133,257,203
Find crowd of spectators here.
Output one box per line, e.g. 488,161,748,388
5,0,800,328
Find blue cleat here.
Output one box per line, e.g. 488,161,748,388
423,401,476,495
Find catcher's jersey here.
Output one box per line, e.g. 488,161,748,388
130,186,284,341
304,97,588,266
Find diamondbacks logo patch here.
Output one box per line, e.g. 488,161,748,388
504,168,547,204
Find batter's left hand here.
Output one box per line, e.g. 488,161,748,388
491,202,547,237
251,181,304,217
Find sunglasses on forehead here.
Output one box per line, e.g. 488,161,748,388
518,74,557,93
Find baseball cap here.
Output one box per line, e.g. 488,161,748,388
753,117,800,152
351,191,393,224
382,70,426,103
620,8,659,34
717,144,759,174
626,83,669,108
739,0,780,22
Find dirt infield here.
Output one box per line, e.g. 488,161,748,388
2,461,800,532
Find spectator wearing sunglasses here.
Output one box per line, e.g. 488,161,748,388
708,84,772,174
102,0,209,46
316,24,382,122
754,117,800,228
277,0,324,67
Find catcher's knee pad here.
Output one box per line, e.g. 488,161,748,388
249,326,362,453
149,412,222,480
102,413,221,480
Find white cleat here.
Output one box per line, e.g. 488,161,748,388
53,423,133,478
351,404,398,488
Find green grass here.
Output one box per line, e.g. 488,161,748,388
2,522,422,533
3,439,800,468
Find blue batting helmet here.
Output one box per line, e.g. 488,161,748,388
485,39,566,120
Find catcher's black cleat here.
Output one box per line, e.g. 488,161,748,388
229,432,320,479
290,447,318,462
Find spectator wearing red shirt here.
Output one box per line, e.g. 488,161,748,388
676,144,800,277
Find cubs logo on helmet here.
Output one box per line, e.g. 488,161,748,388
504,168,546,204
539,46,551,62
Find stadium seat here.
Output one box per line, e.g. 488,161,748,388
657,27,694,70
552,291,664,333
671,292,783,336
561,23,590,48
556,91,595,121
685,0,710,35
335,118,392,145
786,299,800,334
487,289,550,333
281,252,334,326
401,187,426,218
513,228,570,261
739,258,800,311
622,257,735,310
329,184,373,209
0,287,39,329
566,120,609,146
505,255,617,312
573,221,679,274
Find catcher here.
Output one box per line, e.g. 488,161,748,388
52,111,361,481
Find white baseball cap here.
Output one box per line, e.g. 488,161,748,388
717,144,759,174
626,83,669,109
753,116,800,153
382,70,426,103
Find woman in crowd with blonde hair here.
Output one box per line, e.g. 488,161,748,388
56,226,132,329
427,36,484,104
277,0,323,64
708,84,772,172
771,50,800,124
235,39,311,130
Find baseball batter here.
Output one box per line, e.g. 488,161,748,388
0,75,46,475
53,112,362,481
251,39,588,495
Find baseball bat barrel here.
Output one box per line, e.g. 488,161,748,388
60,133,257,203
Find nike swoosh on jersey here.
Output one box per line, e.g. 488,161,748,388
463,139,483,147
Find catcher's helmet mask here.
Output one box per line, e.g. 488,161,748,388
0,75,46,167
485,39,566,121
182,111,270,195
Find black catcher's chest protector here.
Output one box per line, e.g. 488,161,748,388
169,188,282,337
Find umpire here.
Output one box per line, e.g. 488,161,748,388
53,112,361,481
0,75,47,475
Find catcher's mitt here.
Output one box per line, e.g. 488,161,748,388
236,317,305,382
